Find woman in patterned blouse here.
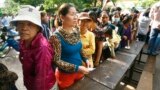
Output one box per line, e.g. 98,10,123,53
49,3,90,90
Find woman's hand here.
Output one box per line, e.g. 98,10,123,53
78,66,90,74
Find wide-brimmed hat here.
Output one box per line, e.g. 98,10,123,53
78,12,91,20
11,5,42,28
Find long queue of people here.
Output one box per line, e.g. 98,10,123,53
0,2,160,90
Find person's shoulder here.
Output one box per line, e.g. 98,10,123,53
52,29,59,35
118,21,123,25
108,24,116,30
49,30,61,44
32,33,50,47
88,30,94,36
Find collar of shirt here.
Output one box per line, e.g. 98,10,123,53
20,33,45,50
80,30,88,38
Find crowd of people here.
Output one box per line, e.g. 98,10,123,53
0,1,160,90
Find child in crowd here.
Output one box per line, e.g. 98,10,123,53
121,15,132,49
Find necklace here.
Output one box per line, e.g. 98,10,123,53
58,27,81,45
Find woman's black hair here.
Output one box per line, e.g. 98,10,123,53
103,25,114,38
55,3,75,27
82,8,90,12
143,8,150,17
58,3,75,17
122,15,132,24
100,10,109,17
88,8,102,22
88,10,97,22
116,7,122,12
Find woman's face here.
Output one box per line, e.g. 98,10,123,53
100,12,109,24
78,19,90,30
114,13,120,18
112,13,120,23
17,21,40,41
61,7,78,27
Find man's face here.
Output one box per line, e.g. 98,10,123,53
42,14,49,23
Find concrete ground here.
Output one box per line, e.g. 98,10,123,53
153,55,160,90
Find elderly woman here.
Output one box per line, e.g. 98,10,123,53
78,12,95,68
49,3,90,90
11,5,56,90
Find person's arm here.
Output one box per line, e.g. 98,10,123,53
49,35,79,72
95,41,103,66
33,46,53,90
110,45,116,58
108,39,116,58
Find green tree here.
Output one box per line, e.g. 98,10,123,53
1,0,19,14
43,0,95,13
139,0,159,8
43,0,119,14
13,0,44,6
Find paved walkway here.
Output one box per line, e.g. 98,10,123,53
153,55,160,90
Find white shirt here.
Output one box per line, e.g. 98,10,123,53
138,14,151,35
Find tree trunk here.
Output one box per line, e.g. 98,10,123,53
101,0,103,8
93,0,97,7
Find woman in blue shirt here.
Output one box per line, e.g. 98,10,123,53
49,3,90,90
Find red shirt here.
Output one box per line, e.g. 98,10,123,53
19,33,56,90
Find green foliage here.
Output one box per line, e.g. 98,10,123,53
112,0,118,3
0,9,2,16
13,0,44,6
43,0,95,14
11,0,119,14
1,0,19,14
140,0,159,8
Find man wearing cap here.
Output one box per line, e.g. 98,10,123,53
11,5,57,90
